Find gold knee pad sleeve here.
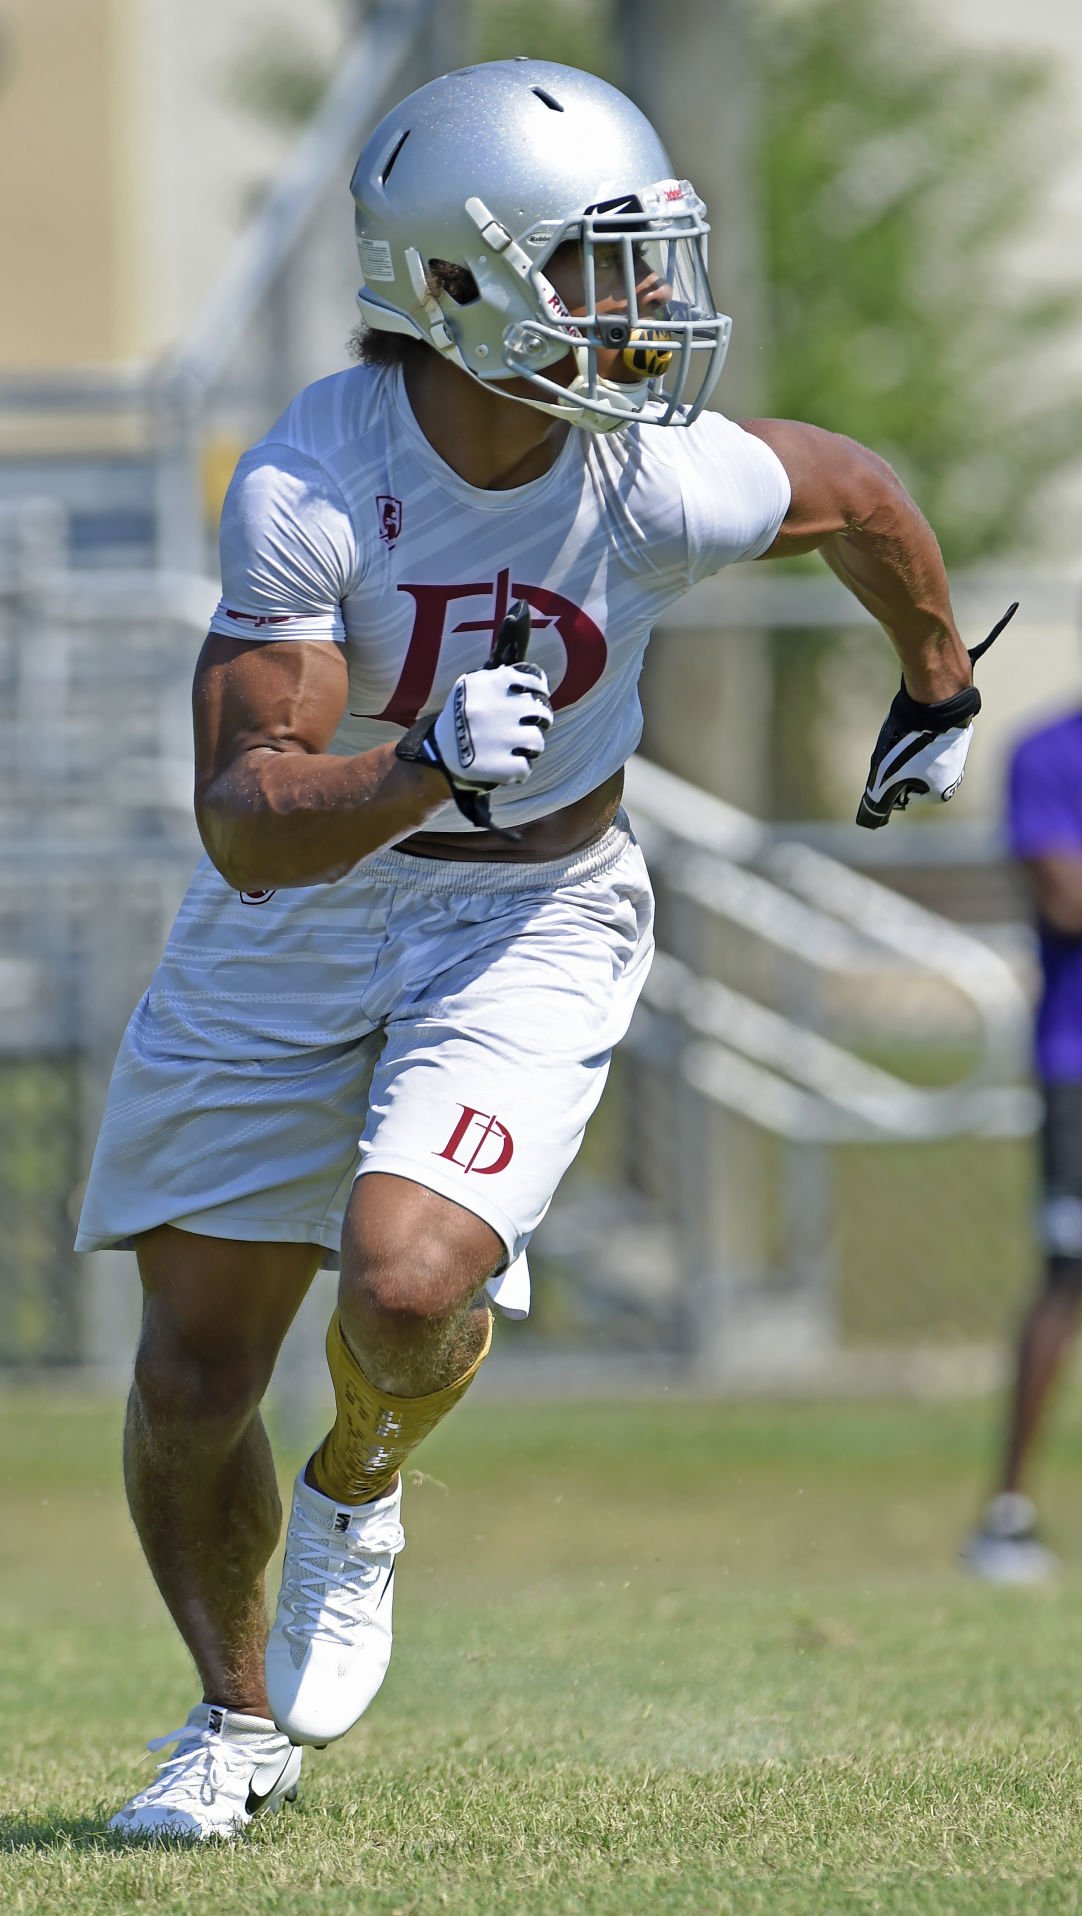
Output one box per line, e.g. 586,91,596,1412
310,1307,492,1505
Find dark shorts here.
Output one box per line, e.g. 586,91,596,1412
1040,1081,1082,1265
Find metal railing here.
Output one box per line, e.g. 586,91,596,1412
626,756,1034,1143
0,518,1042,1380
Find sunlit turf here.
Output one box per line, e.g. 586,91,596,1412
3,1386,1082,1913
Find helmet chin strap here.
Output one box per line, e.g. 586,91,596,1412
359,288,654,433
455,346,653,435
481,366,649,433
563,371,653,434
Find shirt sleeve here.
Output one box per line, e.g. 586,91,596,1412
679,413,792,584
1007,731,1082,858
207,442,360,643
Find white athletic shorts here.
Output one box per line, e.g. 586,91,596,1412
76,813,654,1319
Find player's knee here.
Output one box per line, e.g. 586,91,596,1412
343,1236,493,1343
133,1315,273,1430
346,1247,474,1332
342,1178,501,1343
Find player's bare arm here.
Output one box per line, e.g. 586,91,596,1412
194,630,553,888
193,634,449,890
1020,854,1082,937
741,418,970,702
741,418,1014,828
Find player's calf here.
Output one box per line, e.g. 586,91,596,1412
266,1177,502,1744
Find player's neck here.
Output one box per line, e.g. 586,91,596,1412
403,352,571,491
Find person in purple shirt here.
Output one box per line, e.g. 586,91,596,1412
965,708,1082,1581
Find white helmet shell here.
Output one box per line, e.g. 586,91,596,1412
350,59,731,431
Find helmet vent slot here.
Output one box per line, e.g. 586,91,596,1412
429,259,480,307
531,87,564,112
380,130,411,185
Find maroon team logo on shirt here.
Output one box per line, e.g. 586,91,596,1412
352,566,609,728
436,1105,514,1175
376,495,403,548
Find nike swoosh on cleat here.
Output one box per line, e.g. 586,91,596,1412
375,1561,395,1610
245,1754,297,1816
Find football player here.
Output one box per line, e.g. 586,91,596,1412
79,59,993,1837
964,706,1082,1584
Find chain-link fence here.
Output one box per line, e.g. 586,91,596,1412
0,492,1052,1388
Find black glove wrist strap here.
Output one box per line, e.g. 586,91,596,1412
395,716,509,835
892,680,982,734
395,717,449,781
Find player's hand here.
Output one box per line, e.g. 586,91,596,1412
395,660,552,803
855,602,1018,830
430,661,553,792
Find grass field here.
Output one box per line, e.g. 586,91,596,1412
4,1385,1082,1914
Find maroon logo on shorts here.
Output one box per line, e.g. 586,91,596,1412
239,888,277,904
436,1105,514,1175
377,495,403,548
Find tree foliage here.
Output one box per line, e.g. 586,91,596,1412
751,0,1082,814
758,0,1082,565
471,0,614,76
231,0,1080,571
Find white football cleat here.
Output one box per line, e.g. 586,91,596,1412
265,1470,405,1745
108,1703,302,1842
962,1492,1059,1585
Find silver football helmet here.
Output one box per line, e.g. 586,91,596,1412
350,59,731,432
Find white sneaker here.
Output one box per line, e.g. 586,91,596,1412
962,1492,1059,1585
108,1703,302,1842
265,1470,405,1746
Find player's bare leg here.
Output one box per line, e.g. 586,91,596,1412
335,1172,496,1396
964,1265,1081,1583
267,1173,502,1743
127,1225,320,1711
110,1227,319,1837
999,1277,1082,1493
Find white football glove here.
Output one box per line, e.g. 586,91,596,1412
395,619,552,836
856,603,1018,829
430,661,552,790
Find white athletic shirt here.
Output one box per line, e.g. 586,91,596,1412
208,364,791,832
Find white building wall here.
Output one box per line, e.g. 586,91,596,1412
119,0,350,361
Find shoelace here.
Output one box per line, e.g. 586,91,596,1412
137,1724,256,1812
282,1502,405,1650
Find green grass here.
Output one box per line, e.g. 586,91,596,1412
4,1387,1082,1913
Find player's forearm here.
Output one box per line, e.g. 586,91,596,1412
818,468,971,704
196,742,449,890
1027,860,1082,938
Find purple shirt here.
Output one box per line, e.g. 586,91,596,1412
1007,709,1082,1082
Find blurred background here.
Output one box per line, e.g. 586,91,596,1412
2,0,1081,1409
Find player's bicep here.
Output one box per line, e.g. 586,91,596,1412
739,418,897,559
193,634,349,798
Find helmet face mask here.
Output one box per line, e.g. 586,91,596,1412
350,59,731,432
